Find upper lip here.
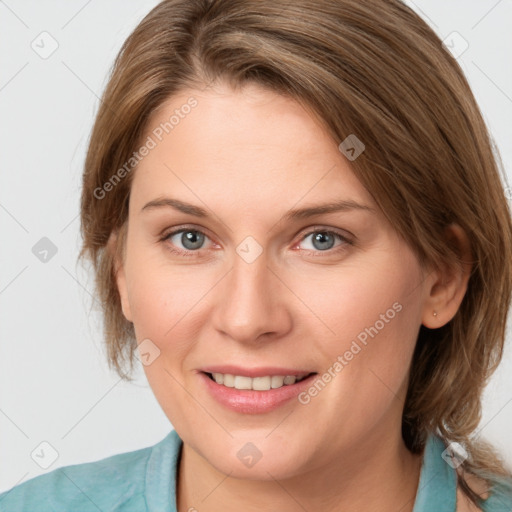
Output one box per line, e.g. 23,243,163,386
200,365,315,379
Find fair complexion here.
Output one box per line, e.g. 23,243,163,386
113,82,472,512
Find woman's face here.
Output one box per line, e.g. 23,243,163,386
115,82,433,479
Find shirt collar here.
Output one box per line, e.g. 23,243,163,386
412,433,457,512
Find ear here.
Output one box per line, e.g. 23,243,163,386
421,223,473,329
108,226,133,323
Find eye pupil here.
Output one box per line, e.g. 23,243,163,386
312,232,335,251
182,230,204,250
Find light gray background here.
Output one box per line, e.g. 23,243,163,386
1,0,511,492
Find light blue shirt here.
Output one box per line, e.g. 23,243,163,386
1,430,511,511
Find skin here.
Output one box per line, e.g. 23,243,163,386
113,82,473,512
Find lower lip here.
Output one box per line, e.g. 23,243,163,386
199,372,317,414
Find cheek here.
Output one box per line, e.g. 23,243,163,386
128,266,199,338
292,247,423,407
290,247,422,349
124,243,216,359
123,249,215,430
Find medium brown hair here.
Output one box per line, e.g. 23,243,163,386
79,0,512,506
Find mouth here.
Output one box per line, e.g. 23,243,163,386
203,371,316,391
198,369,319,414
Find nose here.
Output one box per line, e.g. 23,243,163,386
211,250,293,345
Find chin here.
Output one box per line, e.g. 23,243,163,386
195,437,308,481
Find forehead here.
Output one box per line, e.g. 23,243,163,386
129,83,375,219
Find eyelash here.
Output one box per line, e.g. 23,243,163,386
159,225,354,258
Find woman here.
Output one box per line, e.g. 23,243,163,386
1,0,511,510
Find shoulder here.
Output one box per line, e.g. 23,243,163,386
0,431,180,512
456,470,512,512
0,446,151,512
456,473,489,512
414,433,512,512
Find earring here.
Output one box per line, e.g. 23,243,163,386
433,311,438,317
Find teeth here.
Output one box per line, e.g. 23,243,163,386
234,376,252,390
283,375,296,385
210,372,309,391
271,376,285,389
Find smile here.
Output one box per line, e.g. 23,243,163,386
205,372,313,391
199,369,319,414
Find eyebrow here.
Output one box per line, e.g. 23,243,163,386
141,197,375,219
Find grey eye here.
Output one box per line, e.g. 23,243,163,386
301,231,339,251
172,230,206,250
